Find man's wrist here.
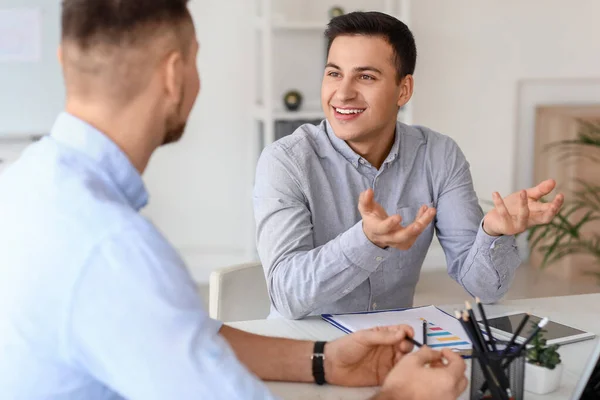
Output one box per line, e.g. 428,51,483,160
482,217,502,237
362,224,387,248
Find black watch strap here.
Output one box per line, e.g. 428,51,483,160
311,341,327,385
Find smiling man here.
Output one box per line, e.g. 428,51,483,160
253,11,563,319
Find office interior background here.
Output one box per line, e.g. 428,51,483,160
1,0,599,314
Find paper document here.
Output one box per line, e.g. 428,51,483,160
322,305,472,354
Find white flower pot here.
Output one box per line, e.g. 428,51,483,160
525,362,563,395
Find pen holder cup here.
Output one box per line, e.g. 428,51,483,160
470,343,526,400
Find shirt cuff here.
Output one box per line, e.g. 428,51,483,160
339,220,391,273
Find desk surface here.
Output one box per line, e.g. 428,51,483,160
228,293,600,400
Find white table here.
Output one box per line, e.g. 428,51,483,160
228,293,600,400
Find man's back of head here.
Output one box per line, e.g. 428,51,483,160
61,0,192,103
60,0,201,166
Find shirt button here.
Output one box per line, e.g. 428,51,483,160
343,288,351,294
375,256,383,262
359,159,365,165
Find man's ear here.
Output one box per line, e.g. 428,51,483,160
163,51,184,106
397,74,414,108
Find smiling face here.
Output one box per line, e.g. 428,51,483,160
321,34,413,145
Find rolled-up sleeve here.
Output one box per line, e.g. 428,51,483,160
253,146,389,319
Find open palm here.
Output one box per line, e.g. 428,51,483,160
483,179,564,236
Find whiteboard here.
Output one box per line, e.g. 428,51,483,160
0,1,63,138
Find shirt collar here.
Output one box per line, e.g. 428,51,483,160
49,112,148,211
323,119,401,168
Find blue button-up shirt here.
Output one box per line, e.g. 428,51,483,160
254,120,521,319
0,113,275,399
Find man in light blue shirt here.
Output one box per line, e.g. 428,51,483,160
254,12,565,319
0,1,469,399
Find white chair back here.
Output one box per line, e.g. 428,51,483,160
209,262,270,322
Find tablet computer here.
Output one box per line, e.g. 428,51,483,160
478,311,596,346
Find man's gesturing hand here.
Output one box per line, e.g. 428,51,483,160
358,189,435,250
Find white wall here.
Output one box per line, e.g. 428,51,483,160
142,0,258,283
410,0,600,198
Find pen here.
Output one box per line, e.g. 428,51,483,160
466,301,489,352
407,336,423,348
503,317,549,368
476,297,497,352
500,312,531,357
422,319,427,346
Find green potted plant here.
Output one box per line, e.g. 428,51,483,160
524,327,563,394
527,119,600,280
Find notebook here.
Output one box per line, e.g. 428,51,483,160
322,305,473,356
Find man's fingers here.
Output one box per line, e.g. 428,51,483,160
516,190,530,230
412,346,443,365
541,193,565,223
371,207,435,249
415,205,428,220
415,207,436,226
492,192,511,220
359,189,390,220
552,193,565,210
358,325,413,346
529,193,565,225
397,339,415,354
526,179,556,201
358,189,375,214
527,192,564,212
440,349,467,376
372,215,402,235
394,208,435,238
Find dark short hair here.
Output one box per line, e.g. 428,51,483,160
325,11,417,81
61,0,191,48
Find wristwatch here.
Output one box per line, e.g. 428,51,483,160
312,341,327,385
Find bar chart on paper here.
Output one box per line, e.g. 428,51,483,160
420,318,471,349
322,305,473,354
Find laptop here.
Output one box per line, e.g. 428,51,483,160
571,340,600,399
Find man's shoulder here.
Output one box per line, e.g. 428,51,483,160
402,123,460,150
0,138,151,249
400,124,465,167
260,121,326,164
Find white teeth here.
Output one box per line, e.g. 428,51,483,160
335,108,365,115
